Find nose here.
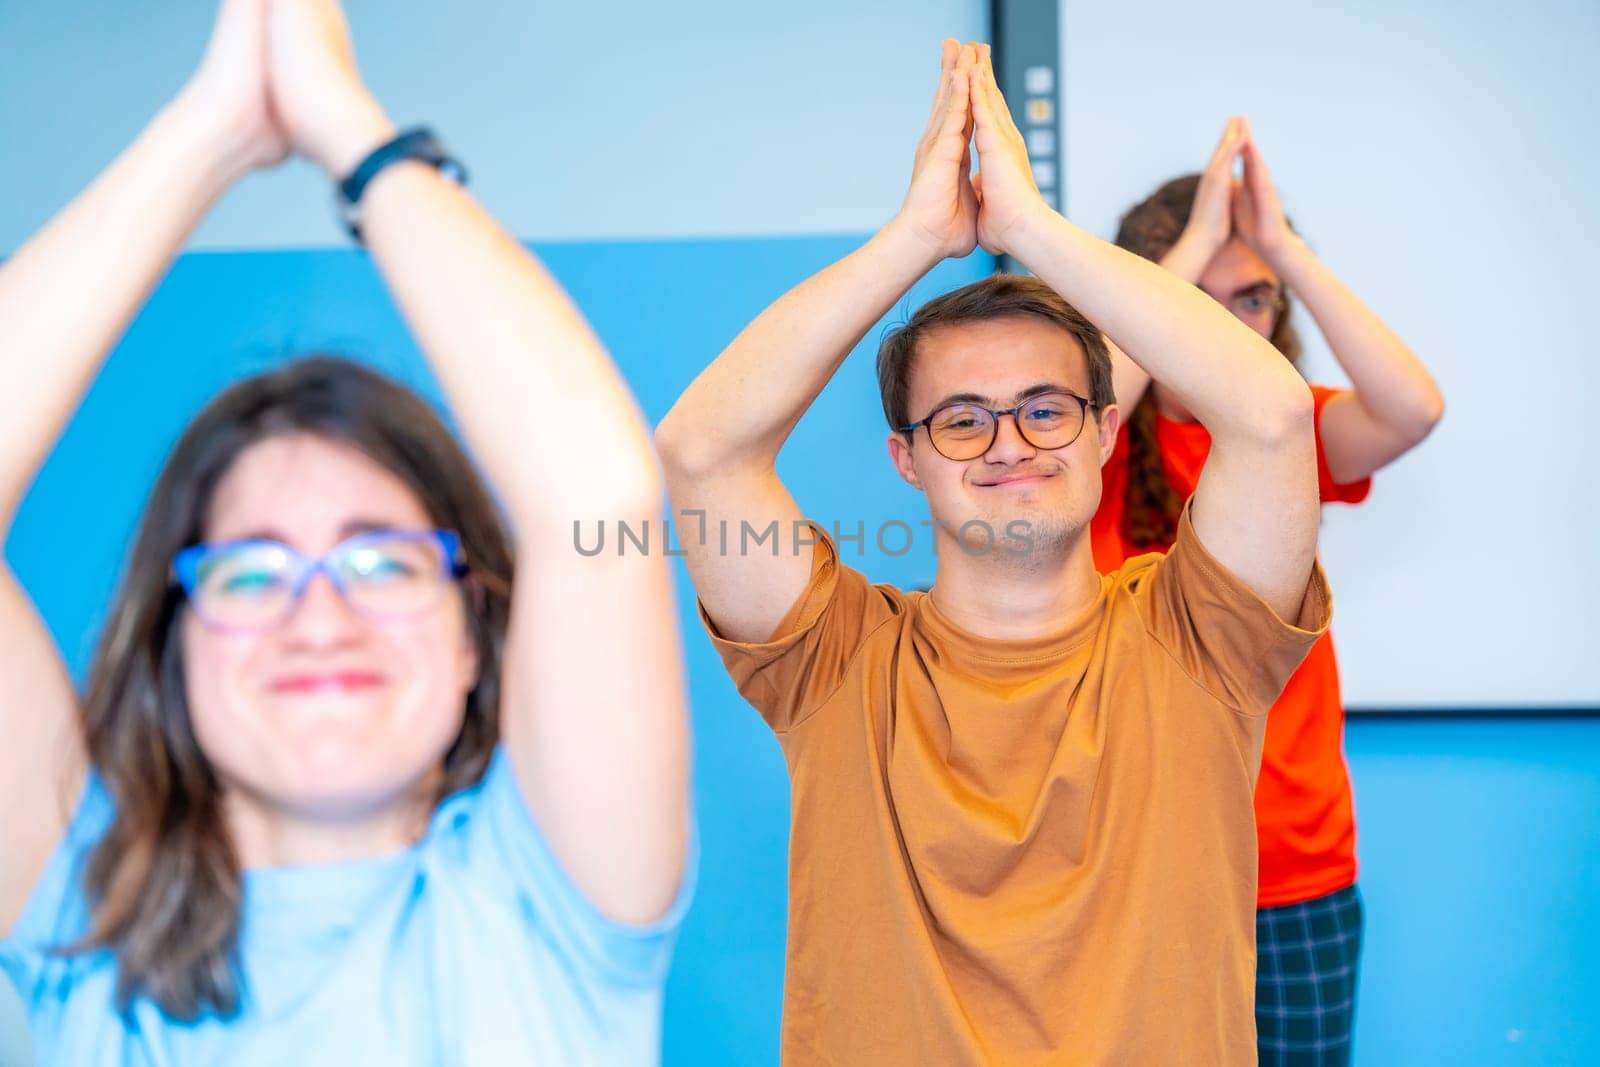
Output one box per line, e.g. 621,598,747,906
279,566,366,647
982,410,1038,465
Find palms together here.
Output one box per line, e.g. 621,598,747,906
1232,131,1294,261
178,0,387,180
1183,116,1295,265
898,41,1046,261
900,40,980,259
180,0,288,173
967,44,1042,256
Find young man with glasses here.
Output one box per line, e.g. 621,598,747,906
658,42,1331,1063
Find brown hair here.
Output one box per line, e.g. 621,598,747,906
69,356,514,1020
1113,174,1304,548
876,273,1115,434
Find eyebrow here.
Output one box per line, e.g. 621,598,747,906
1227,280,1279,302
923,382,1085,413
225,518,400,545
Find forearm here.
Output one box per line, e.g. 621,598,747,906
0,97,250,526
1010,207,1309,437
1106,238,1216,414
358,156,660,531
656,219,942,474
1156,232,1215,286
1272,236,1444,437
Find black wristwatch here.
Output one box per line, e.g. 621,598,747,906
337,127,468,242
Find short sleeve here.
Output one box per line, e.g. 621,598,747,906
0,774,112,1004
1130,502,1332,716
444,747,696,990
697,526,903,734
1311,386,1374,505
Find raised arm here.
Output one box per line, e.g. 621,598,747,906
265,0,688,923
655,41,981,643
0,0,284,935
1109,118,1248,415
967,50,1318,617
1232,132,1444,483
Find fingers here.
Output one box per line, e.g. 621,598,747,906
1240,136,1261,197
966,45,997,135
1232,177,1257,229
939,55,973,148
977,44,1020,139
923,45,977,163
922,68,956,143
922,42,974,149
927,38,958,116
1241,126,1276,199
1205,116,1246,179
967,42,1024,151
204,0,261,58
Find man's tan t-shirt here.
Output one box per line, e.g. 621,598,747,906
702,506,1333,1066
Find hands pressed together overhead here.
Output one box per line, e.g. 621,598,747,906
171,0,395,182
1173,114,1297,269
897,40,1048,261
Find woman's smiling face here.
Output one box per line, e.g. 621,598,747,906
180,432,480,828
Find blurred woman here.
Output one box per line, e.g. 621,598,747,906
0,2,692,1062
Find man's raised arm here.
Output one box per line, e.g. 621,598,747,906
656,42,982,642
966,47,1318,617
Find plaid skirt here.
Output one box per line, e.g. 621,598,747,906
1256,883,1365,1065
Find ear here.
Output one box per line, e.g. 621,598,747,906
887,431,925,490
1095,404,1122,466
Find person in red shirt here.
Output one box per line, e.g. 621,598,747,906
1093,116,1445,1066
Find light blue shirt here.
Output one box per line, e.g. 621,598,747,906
0,747,694,1065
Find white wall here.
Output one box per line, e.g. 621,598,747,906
8,0,1592,707
1062,0,1600,708
0,0,987,252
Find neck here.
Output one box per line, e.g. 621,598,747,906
926,526,1102,640
224,778,439,869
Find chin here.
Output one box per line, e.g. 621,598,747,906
268,753,446,821
997,506,1088,560
220,713,457,817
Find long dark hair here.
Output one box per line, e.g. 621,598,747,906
69,356,514,1020
1114,174,1304,548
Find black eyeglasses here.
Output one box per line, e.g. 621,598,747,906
896,390,1095,461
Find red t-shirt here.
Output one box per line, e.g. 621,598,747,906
1091,385,1371,907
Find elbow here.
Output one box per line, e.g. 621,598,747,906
655,409,774,483
1407,386,1446,445
1368,382,1445,451
653,410,712,482
1258,376,1317,446
510,455,665,534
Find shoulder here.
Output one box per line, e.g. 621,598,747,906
418,746,693,988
